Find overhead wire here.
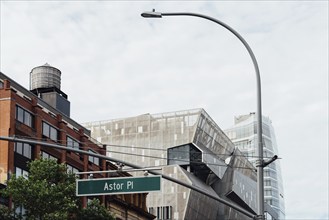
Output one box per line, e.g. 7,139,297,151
104,143,279,160
105,149,256,171
12,135,280,171
13,135,279,160
12,135,257,171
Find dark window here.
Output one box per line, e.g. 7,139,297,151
168,144,201,166
24,111,32,126
67,136,80,150
14,142,32,159
42,122,58,141
151,206,172,220
15,167,28,178
88,150,100,166
15,205,26,217
67,164,79,174
16,105,34,128
41,151,57,161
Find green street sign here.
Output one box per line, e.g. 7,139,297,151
76,175,161,196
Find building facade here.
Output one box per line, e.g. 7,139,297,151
224,113,285,219
0,65,154,220
84,109,277,219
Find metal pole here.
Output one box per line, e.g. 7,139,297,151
141,11,264,219
0,136,256,219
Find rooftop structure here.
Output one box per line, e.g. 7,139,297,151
29,63,70,116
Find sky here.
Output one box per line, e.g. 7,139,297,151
0,1,328,219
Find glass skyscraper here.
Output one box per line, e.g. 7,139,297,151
224,113,285,219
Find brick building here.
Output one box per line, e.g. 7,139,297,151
0,64,154,220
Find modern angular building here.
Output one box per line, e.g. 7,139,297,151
84,109,279,219
224,113,285,219
0,65,154,220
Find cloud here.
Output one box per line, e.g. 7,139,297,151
1,1,328,218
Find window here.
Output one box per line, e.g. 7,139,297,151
16,105,34,128
67,164,79,174
149,206,172,220
0,81,3,89
43,122,49,136
16,206,26,217
14,142,32,159
15,167,28,179
67,136,80,150
14,204,26,217
168,144,201,166
88,150,100,166
265,189,272,196
265,180,271,186
41,151,57,161
42,122,58,141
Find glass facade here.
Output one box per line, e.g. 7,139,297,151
224,113,285,219
84,109,258,220
85,109,201,168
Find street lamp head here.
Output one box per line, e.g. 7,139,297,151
141,9,162,18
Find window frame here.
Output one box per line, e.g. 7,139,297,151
16,105,34,128
41,151,57,161
88,149,100,166
42,122,58,141
67,164,80,174
67,136,80,150
15,166,28,179
14,142,32,159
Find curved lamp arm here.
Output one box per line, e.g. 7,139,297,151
142,10,265,220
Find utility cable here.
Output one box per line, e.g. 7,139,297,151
105,149,256,171
104,143,279,159
12,135,256,171
13,135,280,164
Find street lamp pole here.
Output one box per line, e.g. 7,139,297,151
141,10,265,220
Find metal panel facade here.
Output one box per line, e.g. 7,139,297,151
84,109,259,220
